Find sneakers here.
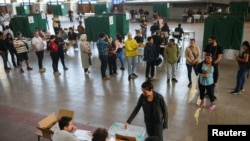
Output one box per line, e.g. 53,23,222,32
131,73,138,78
151,76,158,80
199,101,205,108
208,103,216,110
39,68,46,73
172,78,178,82
20,68,24,73
128,75,131,81
240,89,245,92
231,91,241,95
199,101,216,110
102,77,110,81
27,66,33,71
54,71,61,76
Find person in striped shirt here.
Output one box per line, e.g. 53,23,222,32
13,31,33,73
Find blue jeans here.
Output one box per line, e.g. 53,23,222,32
234,66,248,92
186,63,198,83
117,50,124,68
127,56,136,75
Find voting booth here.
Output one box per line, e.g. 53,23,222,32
16,6,30,15
101,13,129,36
10,13,47,38
85,15,116,41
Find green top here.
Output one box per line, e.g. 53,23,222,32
164,45,180,64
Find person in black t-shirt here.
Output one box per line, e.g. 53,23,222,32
203,36,223,97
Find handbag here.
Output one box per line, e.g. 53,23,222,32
155,57,163,66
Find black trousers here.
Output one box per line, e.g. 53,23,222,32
35,50,44,69
50,52,59,72
8,50,18,67
59,50,66,68
99,55,108,78
108,56,117,75
199,83,215,102
146,61,155,78
186,63,198,83
145,122,164,141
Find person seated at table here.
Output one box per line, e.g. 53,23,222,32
59,28,68,40
92,128,109,141
196,9,202,15
173,24,184,43
67,27,78,49
52,116,79,141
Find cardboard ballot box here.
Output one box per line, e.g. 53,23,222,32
74,129,92,141
108,122,146,141
34,109,74,141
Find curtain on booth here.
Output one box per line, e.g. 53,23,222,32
152,3,169,18
11,15,37,38
85,15,116,42
230,1,249,18
94,3,110,15
51,5,66,16
203,14,244,50
102,13,129,37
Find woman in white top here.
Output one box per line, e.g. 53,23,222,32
115,34,125,70
185,39,200,87
80,34,92,75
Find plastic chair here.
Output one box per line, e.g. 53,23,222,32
193,14,201,23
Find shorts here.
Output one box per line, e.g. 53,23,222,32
17,52,29,61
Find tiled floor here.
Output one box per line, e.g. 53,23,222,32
0,15,250,141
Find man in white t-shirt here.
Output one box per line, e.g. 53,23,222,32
52,116,79,141
32,31,46,73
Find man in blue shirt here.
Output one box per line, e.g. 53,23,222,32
96,33,110,80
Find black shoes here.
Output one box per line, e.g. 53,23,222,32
172,78,178,82
120,67,125,70
131,73,138,77
188,82,192,88
128,75,131,81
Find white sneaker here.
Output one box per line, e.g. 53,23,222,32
54,71,61,76
151,76,158,80
39,68,46,73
